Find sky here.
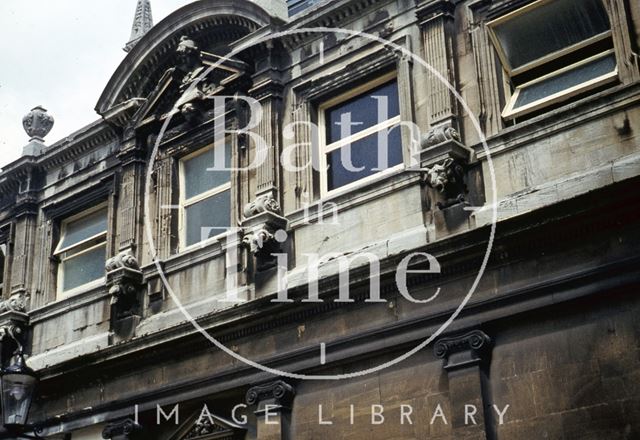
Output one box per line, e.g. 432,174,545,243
0,0,195,169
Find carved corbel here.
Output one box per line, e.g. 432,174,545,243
106,250,142,337
419,125,473,209
241,194,288,271
0,322,28,367
102,419,143,440
0,293,28,314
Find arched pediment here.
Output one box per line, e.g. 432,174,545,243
167,408,246,440
96,0,284,116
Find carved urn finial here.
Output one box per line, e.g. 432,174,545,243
22,106,54,142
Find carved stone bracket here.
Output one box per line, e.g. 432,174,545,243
106,251,143,309
0,293,28,314
246,380,296,413
106,250,143,337
242,195,288,271
102,419,143,440
0,318,28,366
434,330,492,371
419,125,474,209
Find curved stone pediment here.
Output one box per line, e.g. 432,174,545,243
96,0,285,117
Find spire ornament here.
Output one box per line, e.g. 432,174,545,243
124,0,153,53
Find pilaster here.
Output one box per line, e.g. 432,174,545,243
434,330,494,439
417,0,458,129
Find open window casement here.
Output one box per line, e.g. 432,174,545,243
488,0,618,119
54,205,108,297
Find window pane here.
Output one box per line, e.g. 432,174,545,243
62,245,106,292
514,54,616,109
183,145,231,200
185,190,231,247
326,80,399,144
59,209,108,250
327,125,403,191
492,0,610,70
288,0,322,16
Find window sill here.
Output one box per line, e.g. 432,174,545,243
30,283,109,324
143,230,240,279
287,165,421,227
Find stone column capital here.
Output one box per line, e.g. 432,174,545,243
246,380,296,411
434,329,492,370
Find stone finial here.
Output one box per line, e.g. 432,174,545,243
22,106,54,142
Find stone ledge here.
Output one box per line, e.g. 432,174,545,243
28,332,111,370
473,151,640,227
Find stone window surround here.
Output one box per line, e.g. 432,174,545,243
177,142,232,252
41,177,117,307
486,0,617,120
154,111,241,262
290,35,417,211
53,203,109,299
468,0,639,130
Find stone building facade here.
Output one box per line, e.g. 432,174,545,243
0,0,639,438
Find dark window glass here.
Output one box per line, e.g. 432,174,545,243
492,0,610,70
183,145,231,200
327,126,403,191
185,190,231,247
515,54,616,108
62,245,106,292
59,209,108,250
288,0,323,16
326,81,400,144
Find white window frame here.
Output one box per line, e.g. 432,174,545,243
318,71,403,197
54,204,108,299
502,49,618,118
178,142,232,251
487,0,617,119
